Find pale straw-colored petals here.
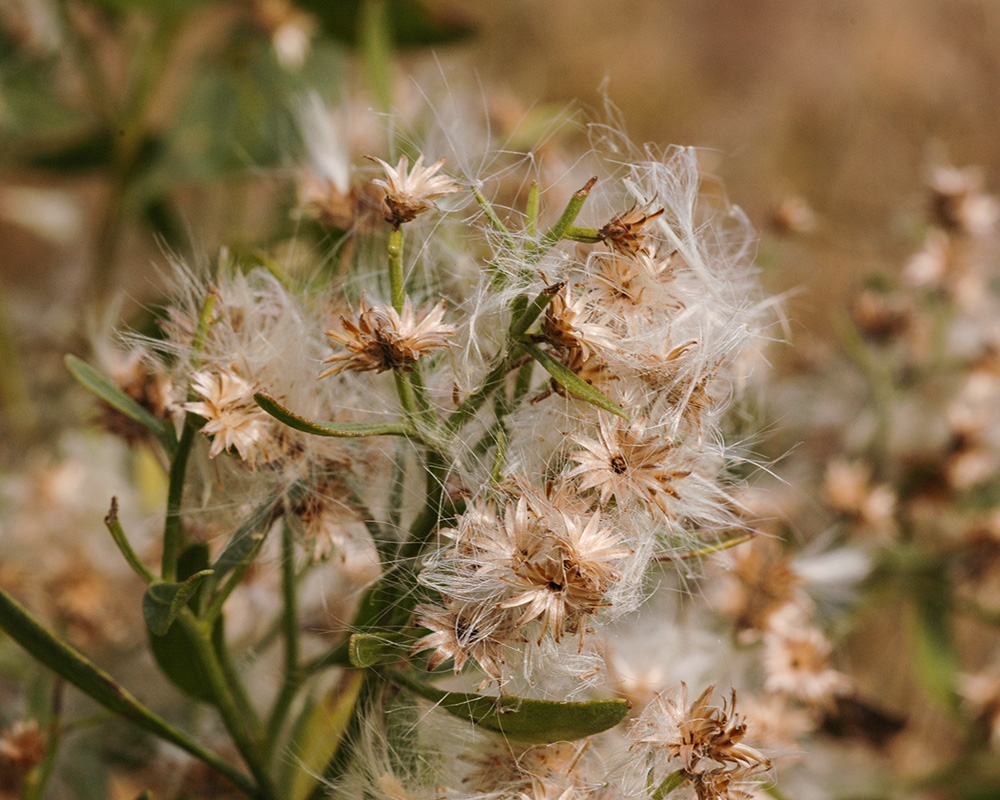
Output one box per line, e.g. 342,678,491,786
367,153,460,227
183,369,275,467
763,612,853,708
320,297,454,377
823,459,896,531
567,413,688,514
630,683,771,780
541,283,618,360
496,515,617,646
410,601,511,684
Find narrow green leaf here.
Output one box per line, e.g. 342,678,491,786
211,493,284,581
65,355,174,453
142,571,213,637
348,633,411,668
282,672,364,800
518,341,628,419
392,672,630,744
0,587,257,797
255,392,415,439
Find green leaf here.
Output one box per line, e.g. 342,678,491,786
147,618,221,705
0,587,256,795
348,632,411,668
281,672,365,800
65,355,175,454
142,571,213,637
210,493,283,581
296,0,476,48
147,543,217,703
392,672,630,744
26,130,115,173
517,341,628,419
255,392,415,438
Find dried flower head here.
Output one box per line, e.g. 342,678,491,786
630,683,772,776
320,297,454,377
410,600,511,683
0,720,46,797
541,282,617,360
367,153,460,227
763,616,853,708
598,200,665,256
183,368,275,467
567,413,689,514
496,502,624,644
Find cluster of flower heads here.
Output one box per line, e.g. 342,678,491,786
92,100,778,799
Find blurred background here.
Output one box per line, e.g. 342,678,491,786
5,0,1000,325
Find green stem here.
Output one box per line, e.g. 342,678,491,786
527,176,597,262
104,497,157,584
445,282,563,434
564,225,602,243
387,442,407,531
214,625,264,735
359,0,393,114
161,421,196,581
178,613,277,800
264,521,302,759
525,181,540,240
203,497,287,624
0,587,260,798
162,290,218,580
388,226,405,312
22,685,63,800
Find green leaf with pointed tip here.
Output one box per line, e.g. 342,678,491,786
517,341,628,419
142,571,213,637
348,633,411,668
392,672,630,743
65,355,175,453
255,392,415,438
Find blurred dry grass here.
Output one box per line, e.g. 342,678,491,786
457,0,1000,337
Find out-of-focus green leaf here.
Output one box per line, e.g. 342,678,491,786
141,194,186,250
518,341,628,419
65,355,175,454
25,130,163,175
908,562,960,712
281,671,364,800
255,392,416,438
142,571,213,637
392,672,630,743
296,0,476,48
